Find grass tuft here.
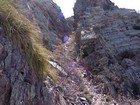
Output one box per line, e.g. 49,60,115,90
0,0,57,80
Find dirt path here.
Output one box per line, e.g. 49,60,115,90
49,35,117,105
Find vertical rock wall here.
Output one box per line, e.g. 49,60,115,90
74,0,140,100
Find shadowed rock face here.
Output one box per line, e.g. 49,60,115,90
74,0,140,100
66,16,74,31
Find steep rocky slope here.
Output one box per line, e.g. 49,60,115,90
0,0,140,105
0,0,70,104
74,0,140,103
18,0,71,50
0,28,54,105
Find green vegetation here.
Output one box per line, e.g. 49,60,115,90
0,0,57,80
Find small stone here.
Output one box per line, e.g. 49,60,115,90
81,31,85,35
80,97,87,101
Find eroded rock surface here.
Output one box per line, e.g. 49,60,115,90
74,0,140,102
18,0,71,50
0,28,55,105
0,0,71,104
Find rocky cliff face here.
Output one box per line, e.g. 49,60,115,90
74,0,140,101
0,0,70,105
18,0,71,50
73,0,117,29
0,28,54,105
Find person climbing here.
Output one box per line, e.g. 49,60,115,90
59,11,64,18
63,35,69,43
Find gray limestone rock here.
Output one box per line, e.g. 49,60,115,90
74,0,140,101
18,0,71,51
0,0,69,104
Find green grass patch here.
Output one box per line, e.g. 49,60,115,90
0,0,57,80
